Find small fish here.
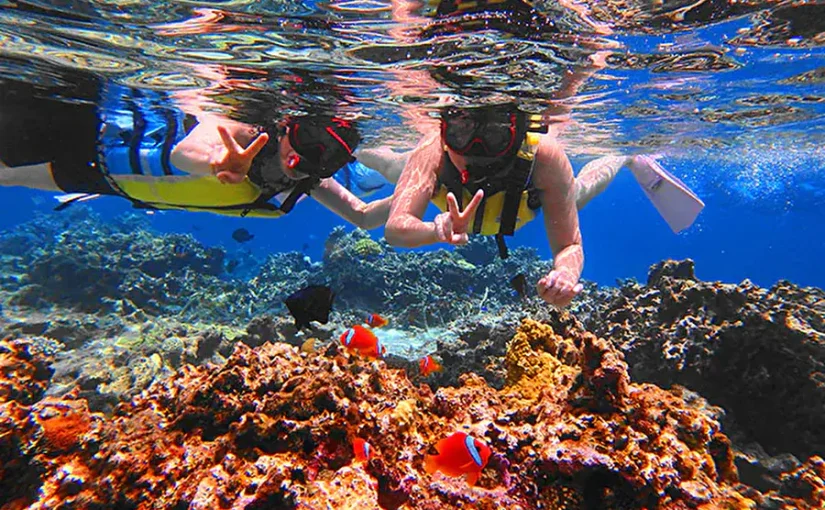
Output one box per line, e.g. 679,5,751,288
301,242,310,252
365,313,389,328
419,355,443,377
300,337,316,353
424,432,491,486
231,228,255,243
225,259,240,273
340,325,386,359
353,437,371,463
284,285,335,331
510,273,529,300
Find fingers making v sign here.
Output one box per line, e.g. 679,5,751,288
211,125,270,184
434,189,484,245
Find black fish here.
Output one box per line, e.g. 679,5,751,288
232,228,255,243
510,273,528,300
284,285,335,330
225,259,240,273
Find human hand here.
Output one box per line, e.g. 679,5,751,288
210,125,270,184
434,190,484,245
537,268,584,307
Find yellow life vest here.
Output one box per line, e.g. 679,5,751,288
431,132,542,236
110,174,307,218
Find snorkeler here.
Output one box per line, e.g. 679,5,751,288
377,0,704,307
0,74,396,228
383,103,704,308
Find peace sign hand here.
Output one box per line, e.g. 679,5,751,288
210,125,270,184
433,189,484,245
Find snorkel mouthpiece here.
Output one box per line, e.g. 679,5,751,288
287,153,301,170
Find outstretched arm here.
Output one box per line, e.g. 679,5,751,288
312,178,394,230
384,132,484,247
532,133,584,307
384,132,444,246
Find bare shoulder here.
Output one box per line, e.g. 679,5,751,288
532,132,574,190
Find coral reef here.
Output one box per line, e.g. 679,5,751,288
586,259,825,460
1,212,824,508
0,214,548,331
2,321,824,509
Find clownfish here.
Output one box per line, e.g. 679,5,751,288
340,325,387,359
353,437,371,463
419,355,443,377
424,432,492,486
365,313,389,328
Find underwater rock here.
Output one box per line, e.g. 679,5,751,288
0,338,54,406
590,258,825,460
454,236,499,266
735,442,803,493
5,320,821,509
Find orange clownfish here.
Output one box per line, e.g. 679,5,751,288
424,431,492,486
365,313,389,328
353,437,371,463
340,325,387,359
419,355,443,377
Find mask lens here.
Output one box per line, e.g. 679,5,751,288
443,109,516,157
289,124,324,165
443,112,479,152
477,117,515,156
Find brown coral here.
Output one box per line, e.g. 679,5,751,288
591,259,825,460
0,337,54,405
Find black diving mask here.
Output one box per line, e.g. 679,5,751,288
286,117,359,179
441,106,522,158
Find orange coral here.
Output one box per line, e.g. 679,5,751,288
36,399,91,453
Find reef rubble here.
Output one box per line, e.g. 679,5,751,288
2,319,824,509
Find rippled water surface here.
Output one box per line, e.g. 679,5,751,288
2,0,823,152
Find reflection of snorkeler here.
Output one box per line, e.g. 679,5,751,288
0,72,397,228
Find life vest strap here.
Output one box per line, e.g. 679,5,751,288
240,177,318,217
126,91,146,175
160,108,178,176
498,155,533,236
495,233,509,259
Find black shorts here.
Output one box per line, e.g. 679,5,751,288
0,77,115,195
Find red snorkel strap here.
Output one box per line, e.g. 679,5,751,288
325,125,353,156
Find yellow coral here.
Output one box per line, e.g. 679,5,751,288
504,319,579,401
391,399,417,432
353,238,384,258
